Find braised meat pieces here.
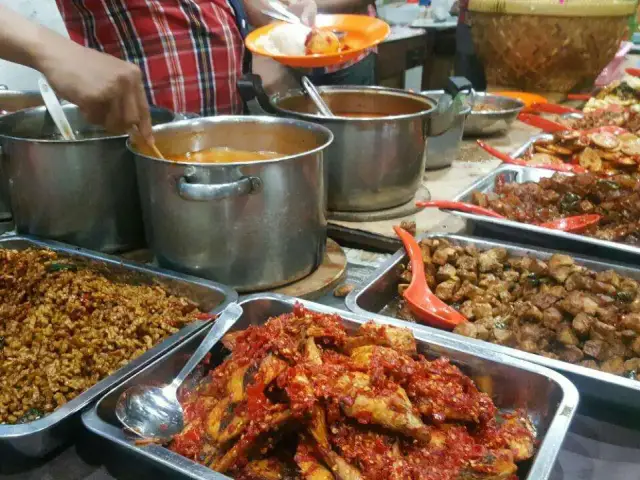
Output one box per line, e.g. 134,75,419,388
395,238,640,380
170,306,535,480
0,248,204,424
472,172,640,245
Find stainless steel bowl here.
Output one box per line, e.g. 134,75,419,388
421,90,471,170
463,92,525,137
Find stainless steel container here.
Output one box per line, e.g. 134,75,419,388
0,235,237,457
0,104,177,253
239,75,472,212
463,92,524,137
421,89,471,169
0,85,43,116
346,232,640,410
83,293,578,480
130,116,333,292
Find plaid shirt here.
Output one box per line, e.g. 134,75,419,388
56,0,245,116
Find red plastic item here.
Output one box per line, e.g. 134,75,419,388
518,112,574,133
476,140,587,174
626,67,640,78
394,226,467,330
539,214,602,233
416,200,505,219
566,93,592,101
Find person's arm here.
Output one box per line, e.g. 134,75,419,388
0,5,153,141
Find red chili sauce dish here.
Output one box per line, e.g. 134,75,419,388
168,305,535,479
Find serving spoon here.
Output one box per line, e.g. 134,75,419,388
394,226,467,330
115,303,243,441
477,139,586,174
416,200,602,233
38,78,76,140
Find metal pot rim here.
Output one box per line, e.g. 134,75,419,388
269,85,437,122
466,92,525,117
127,115,335,166
0,104,176,144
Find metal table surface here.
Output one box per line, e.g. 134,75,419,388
2,248,640,480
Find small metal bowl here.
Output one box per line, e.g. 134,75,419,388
463,93,525,137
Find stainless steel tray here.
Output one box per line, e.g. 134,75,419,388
0,235,237,457
82,293,578,480
346,232,640,410
450,161,640,263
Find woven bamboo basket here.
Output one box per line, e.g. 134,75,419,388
469,0,638,93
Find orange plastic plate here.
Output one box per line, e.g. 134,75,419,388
245,14,390,68
492,91,549,108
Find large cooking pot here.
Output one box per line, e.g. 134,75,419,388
0,86,44,116
0,86,45,221
0,104,178,253
238,75,472,212
130,116,333,292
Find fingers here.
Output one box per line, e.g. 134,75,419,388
134,79,154,143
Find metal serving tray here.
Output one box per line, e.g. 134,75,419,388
82,293,578,480
0,235,237,457
450,160,640,263
346,233,640,410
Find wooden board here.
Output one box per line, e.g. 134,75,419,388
328,120,540,240
271,238,347,300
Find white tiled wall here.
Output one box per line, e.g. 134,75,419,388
0,0,68,90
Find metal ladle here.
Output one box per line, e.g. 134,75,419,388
300,76,335,117
115,303,243,441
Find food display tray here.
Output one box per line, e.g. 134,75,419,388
0,235,237,457
346,233,640,410
450,160,640,264
82,293,578,480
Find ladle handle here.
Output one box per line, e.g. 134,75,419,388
169,303,243,391
301,76,334,118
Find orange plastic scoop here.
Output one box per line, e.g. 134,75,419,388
416,200,602,233
477,140,586,174
518,112,574,133
394,226,467,330
526,103,582,115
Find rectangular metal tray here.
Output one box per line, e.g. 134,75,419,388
449,157,640,264
346,232,640,410
82,293,578,480
0,235,237,457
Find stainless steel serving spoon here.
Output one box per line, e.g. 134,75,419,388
115,303,243,441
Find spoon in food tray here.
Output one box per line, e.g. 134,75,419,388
116,303,243,442
416,200,602,234
476,139,587,174
394,226,467,330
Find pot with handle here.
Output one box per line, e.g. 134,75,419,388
238,75,472,212
129,115,333,292
0,104,179,253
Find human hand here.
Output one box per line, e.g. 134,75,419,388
36,41,153,142
284,0,317,26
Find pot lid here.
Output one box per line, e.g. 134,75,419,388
469,0,637,16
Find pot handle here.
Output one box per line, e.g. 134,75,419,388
178,174,262,201
429,76,473,136
237,74,278,114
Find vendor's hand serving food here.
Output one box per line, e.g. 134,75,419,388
0,5,153,142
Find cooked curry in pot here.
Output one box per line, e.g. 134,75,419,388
167,147,282,164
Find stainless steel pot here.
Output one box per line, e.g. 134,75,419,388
0,86,45,221
421,90,471,170
238,75,472,212
0,104,177,253
0,85,44,116
130,116,333,292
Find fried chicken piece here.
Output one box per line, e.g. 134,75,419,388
296,442,336,480
344,322,417,356
240,458,297,480
333,372,430,443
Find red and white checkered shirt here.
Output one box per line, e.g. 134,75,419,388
56,0,245,116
